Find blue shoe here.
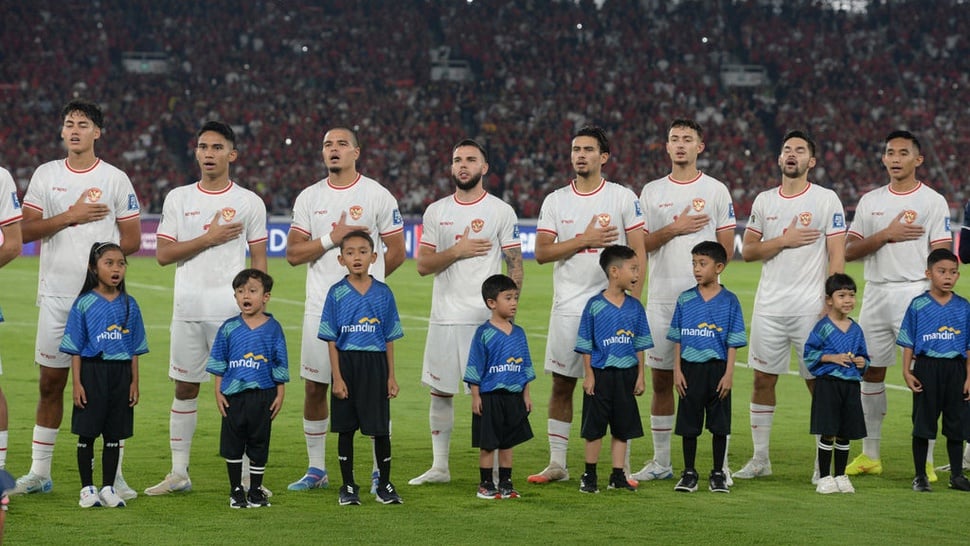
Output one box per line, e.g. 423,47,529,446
287,468,329,491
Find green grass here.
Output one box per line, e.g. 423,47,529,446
2,257,969,544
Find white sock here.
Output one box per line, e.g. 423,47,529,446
0,430,8,469
724,434,731,472
860,381,886,460
429,395,454,471
170,398,198,476
750,403,775,462
115,439,126,481
964,442,970,463
813,435,820,475
549,419,571,468
304,418,329,471
29,425,58,477
624,440,632,473
650,415,674,467
926,438,935,467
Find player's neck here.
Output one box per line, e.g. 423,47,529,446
779,175,809,196
66,150,98,172
94,284,120,300
669,164,699,182
574,173,602,192
489,316,513,334
697,281,721,300
827,311,851,331
929,287,952,305
199,174,231,192
888,176,919,193
329,168,359,188
241,311,269,329
455,185,486,203
346,273,372,294
603,286,627,305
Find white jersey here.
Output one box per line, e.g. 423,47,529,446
848,182,951,284
157,181,267,321
0,167,22,232
639,172,735,303
747,183,846,316
537,179,644,315
23,159,140,298
420,191,520,324
289,173,404,317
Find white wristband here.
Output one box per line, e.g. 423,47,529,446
321,233,336,252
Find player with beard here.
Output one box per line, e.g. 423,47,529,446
409,139,523,485
734,130,846,482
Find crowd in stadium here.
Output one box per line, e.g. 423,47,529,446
0,0,966,218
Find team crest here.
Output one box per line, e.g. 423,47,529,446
692,198,706,212
221,207,236,222
903,210,917,224
349,205,363,220
471,218,485,233
86,188,102,203
597,213,611,227
799,212,812,226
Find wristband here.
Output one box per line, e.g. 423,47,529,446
321,233,337,252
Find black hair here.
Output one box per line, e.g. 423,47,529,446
927,248,958,268
232,268,274,292
453,138,488,163
670,118,704,141
62,99,104,129
886,130,921,154
573,125,610,154
481,274,518,305
824,273,857,297
326,127,360,148
691,241,727,265
82,241,131,328
599,244,637,275
198,121,236,148
339,229,374,251
783,130,817,157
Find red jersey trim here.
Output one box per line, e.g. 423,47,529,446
65,158,101,174
570,178,606,196
326,173,363,191
500,242,522,249
379,226,405,237
288,225,311,237
453,191,488,206
667,172,703,185
624,221,645,232
536,228,558,236
888,182,923,196
419,241,437,250
22,202,43,214
1,214,23,226
195,181,234,195
156,233,177,242
117,212,140,222
778,182,812,199
247,236,269,245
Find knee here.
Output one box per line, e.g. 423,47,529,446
305,381,329,402
174,381,201,400
752,372,777,393
652,370,673,392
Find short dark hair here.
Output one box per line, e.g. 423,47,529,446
326,126,360,148
886,130,921,153
574,125,610,154
599,244,636,275
691,241,727,265
783,130,816,157
927,248,958,268
232,268,274,292
670,118,704,141
339,229,374,251
62,99,104,129
482,274,518,304
198,121,236,147
453,139,488,163
824,273,856,297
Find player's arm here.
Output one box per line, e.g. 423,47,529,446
386,341,399,398
741,217,819,262
248,241,268,273
901,347,920,392
382,232,406,277
673,342,687,397
118,217,141,256
0,220,22,268
825,232,846,276
963,352,970,401
716,227,735,263
845,210,926,262
523,382,532,412
213,375,229,417
157,210,243,266
416,227,493,276
535,215,619,264
642,204,710,253
718,347,736,400
581,354,595,395
470,383,482,415
329,341,348,399
71,354,86,408
626,227,646,300
129,355,140,407
21,193,109,243
270,383,285,419
285,211,369,266
503,246,524,290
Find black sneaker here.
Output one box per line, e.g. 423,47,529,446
607,473,636,491
498,481,520,499
247,485,271,507
674,470,699,493
338,483,361,506
709,470,730,493
477,481,500,499
912,475,932,492
229,485,248,509
579,472,599,494
949,474,970,491
376,482,403,504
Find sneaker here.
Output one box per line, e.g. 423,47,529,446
247,486,271,507
287,468,329,491
935,454,970,472
912,475,932,492
834,475,855,494
734,458,772,479
338,483,361,506
926,463,938,483
709,470,730,493
477,481,500,499
113,475,138,501
811,468,820,485
674,470,699,493
498,481,520,499
527,462,570,484
816,475,839,494
12,472,53,495
370,470,379,495
579,472,599,494
845,453,882,476
229,485,248,509
376,482,403,504
144,473,192,496
407,467,451,485
948,474,970,491
631,460,673,481
723,467,734,487
99,485,126,508
607,473,637,491
78,485,101,508
241,474,273,498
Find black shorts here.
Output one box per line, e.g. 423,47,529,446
810,376,866,439
331,351,390,436
72,358,133,440
911,356,968,440
471,390,533,451
675,360,731,437
581,366,644,441
220,387,276,466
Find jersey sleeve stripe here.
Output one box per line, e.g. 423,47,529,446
0,214,23,226
930,237,953,245
117,212,140,222
536,227,557,235
500,242,521,249
825,231,847,238
624,221,645,232
156,233,178,242
715,223,737,232
745,227,763,236
419,241,437,249
379,226,405,237
846,229,863,239
288,225,311,236
247,236,269,244
22,202,43,213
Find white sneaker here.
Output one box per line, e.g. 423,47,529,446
834,475,855,494
12,472,53,495
114,475,138,501
811,468,820,485
407,467,451,485
144,473,192,496
631,460,674,481
78,485,101,508
99,485,126,507
816,475,839,494
734,458,772,479
723,467,734,487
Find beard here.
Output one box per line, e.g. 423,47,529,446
453,172,482,191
